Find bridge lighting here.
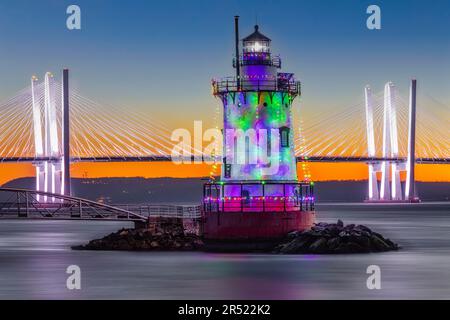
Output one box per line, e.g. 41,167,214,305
406,79,418,201
364,81,421,202
31,71,66,203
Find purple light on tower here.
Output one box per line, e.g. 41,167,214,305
204,17,314,218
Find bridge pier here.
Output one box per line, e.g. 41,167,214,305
31,70,71,202
406,79,417,201
62,69,71,196
364,80,418,202
384,82,402,200
364,86,379,200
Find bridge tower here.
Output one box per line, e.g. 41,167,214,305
405,79,417,201
31,76,45,200
364,80,418,202
62,69,71,196
364,86,379,200
31,69,71,201
202,17,315,242
381,82,402,200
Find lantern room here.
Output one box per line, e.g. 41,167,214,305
242,25,271,53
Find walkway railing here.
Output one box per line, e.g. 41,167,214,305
116,204,202,219
0,188,147,222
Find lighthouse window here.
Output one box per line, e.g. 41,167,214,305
280,127,290,148
245,136,250,165
224,164,232,179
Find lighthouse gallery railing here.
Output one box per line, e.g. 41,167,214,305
212,78,301,96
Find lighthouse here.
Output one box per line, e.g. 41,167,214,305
202,17,315,242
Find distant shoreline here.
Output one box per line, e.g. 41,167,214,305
3,177,449,204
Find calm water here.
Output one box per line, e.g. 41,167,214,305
0,202,449,300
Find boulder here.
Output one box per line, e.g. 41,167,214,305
72,218,204,251
327,237,341,251
308,237,328,254
273,220,399,254
370,234,391,251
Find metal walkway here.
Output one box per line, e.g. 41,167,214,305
0,188,147,222
0,188,202,223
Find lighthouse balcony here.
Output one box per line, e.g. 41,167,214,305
203,181,314,213
212,76,301,96
233,54,281,68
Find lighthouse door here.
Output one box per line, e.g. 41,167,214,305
242,190,250,205
211,187,220,212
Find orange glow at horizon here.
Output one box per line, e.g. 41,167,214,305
0,162,448,186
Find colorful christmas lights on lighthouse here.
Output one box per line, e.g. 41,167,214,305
215,25,299,183
204,18,314,211
202,17,315,240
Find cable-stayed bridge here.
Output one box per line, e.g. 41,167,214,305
1,75,447,163
295,84,448,164
0,70,448,204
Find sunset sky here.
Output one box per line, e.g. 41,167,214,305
0,0,449,183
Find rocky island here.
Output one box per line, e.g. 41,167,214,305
273,220,399,254
72,218,204,251
73,219,399,254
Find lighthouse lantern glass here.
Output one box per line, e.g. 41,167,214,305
244,40,270,53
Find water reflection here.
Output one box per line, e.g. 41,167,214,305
0,203,449,299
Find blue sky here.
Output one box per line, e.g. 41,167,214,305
0,0,449,124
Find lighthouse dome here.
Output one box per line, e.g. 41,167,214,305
242,25,271,53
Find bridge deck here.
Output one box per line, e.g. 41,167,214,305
0,156,447,164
